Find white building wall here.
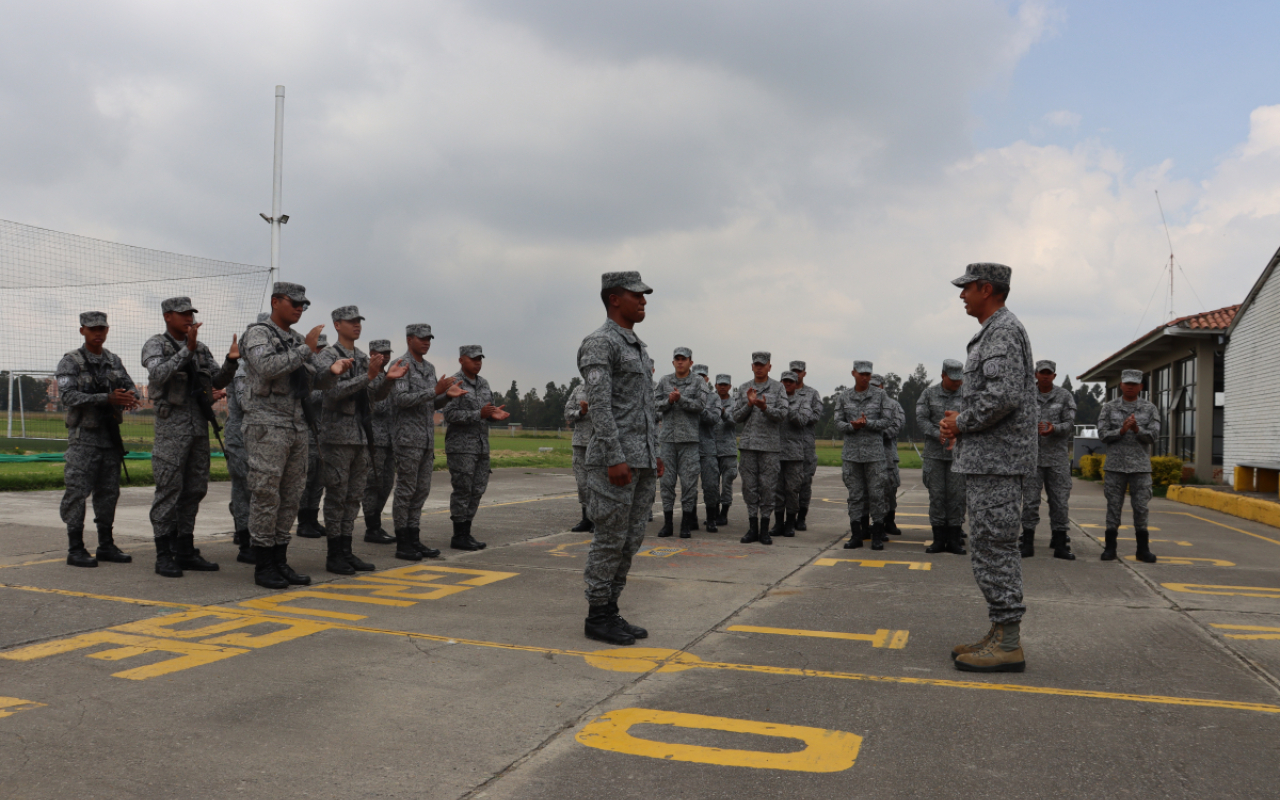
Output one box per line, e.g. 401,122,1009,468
1224,266,1280,475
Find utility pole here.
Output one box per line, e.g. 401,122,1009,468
260,85,289,280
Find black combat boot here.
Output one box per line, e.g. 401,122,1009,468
657,511,674,538
679,512,693,539
717,503,730,527
885,507,901,536
570,506,594,533
870,521,886,551
411,527,441,558
363,516,395,544
946,526,967,556
1101,528,1118,561
585,604,635,646
925,525,948,554
342,535,376,571
253,546,288,589
607,601,649,639
1019,528,1035,558
1049,530,1076,560
843,520,864,549
740,517,760,544
295,508,323,538
690,507,700,531
1134,528,1157,563
66,528,98,568
274,543,311,585
758,515,773,546
154,535,182,578
176,534,220,571
768,511,784,538
394,528,423,561
704,504,719,533
781,510,796,538
861,516,871,540
94,526,131,563
795,505,809,531
451,519,485,551
235,530,255,564
325,535,356,575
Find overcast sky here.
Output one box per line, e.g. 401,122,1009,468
3,1,1279,396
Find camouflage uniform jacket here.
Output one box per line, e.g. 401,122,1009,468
711,393,738,457
916,383,963,462
732,378,789,453
952,306,1037,477
576,319,658,469
314,344,393,446
835,386,893,463
654,373,708,444
1036,385,1077,467
370,383,393,447
443,372,495,455
390,354,450,451
1097,397,1159,473
224,366,247,445
882,397,904,464
780,389,819,461
564,383,593,448
56,347,139,448
795,386,823,452
242,320,335,431
141,333,237,437
697,382,719,457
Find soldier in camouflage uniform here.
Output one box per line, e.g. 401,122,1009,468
711,375,738,526
57,311,140,568
941,263,1036,673
141,297,238,577
314,306,405,575
578,271,663,646
789,361,823,531
241,282,347,589
655,347,708,538
391,324,463,560
362,338,398,544
772,371,817,538
733,352,789,545
692,364,720,532
871,373,906,536
1097,369,1160,564
444,345,508,551
916,359,967,555
225,312,271,565
564,381,595,532
1021,360,1078,560
296,333,328,539
836,361,894,550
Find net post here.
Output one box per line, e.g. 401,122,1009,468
6,372,12,438
270,86,285,278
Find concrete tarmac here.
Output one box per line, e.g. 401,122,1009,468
2,467,1279,797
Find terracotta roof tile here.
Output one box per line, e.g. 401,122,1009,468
1078,304,1239,380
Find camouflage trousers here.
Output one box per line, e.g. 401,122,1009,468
224,433,250,533
798,450,817,509
362,445,395,529
659,441,701,513
392,446,434,530
842,460,886,524
1104,471,1152,530
716,455,739,507
1022,463,1072,531
699,452,718,507
739,449,780,518
774,459,807,515
572,446,589,506
245,424,309,546
921,458,966,527
583,466,657,606
321,444,370,539
448,452,491,521
967,474,1026,624
149,433,211,540
301,433,324,513
883,458,901,519
60,441,122,533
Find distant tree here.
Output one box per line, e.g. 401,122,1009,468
898,363,932,441
1074,383,1103,426
503,381,523,425
522,389,545,429
540,381,570,429
815,384,847,440
1062,376,1074,392
1,373,52,413
881,372,902,399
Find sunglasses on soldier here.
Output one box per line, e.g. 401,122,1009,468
273,295,310,311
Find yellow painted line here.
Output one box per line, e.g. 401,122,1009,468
1124,555,1234,567
1116,538,1193,546
1165,512,1280,548
726,625,908,649
1162,583,1280,599
814,558,932,570
1211,624,1280,641
0,697,47,718
548,538,594,557
0,558,65,571
1079,524,1162,532
0,583,199,609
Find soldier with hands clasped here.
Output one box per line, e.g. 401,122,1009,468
1096,369,1160,564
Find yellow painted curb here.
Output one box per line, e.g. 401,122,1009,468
1166,486,1280,529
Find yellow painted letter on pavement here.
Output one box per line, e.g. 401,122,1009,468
1163,584,1280,599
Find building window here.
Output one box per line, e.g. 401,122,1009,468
1150,365,1171,456
1173,356,1196,462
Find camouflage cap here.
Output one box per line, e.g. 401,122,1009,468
256,312,271,323
331,305,364,323
789,360,806,372
80,311,107,327
942,359,964,380
751,351,771,365
781,371,798,382
460,345,484,359
692,363,709,377
368,339,392,353
406,323,434,339
870,373,885,387
272,282,308,303
1036,359,1057,374
715,373,732,385
161,296,198,314
1121,369,1144,384
673,347,692,359
601,270,652,294
951,262,1012,288
853,360,873,374
316,333,329,348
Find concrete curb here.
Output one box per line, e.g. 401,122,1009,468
1167,485,1280,529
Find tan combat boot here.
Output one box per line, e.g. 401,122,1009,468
954,622,1025,673
951,623,996,660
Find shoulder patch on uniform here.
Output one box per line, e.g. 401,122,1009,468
983,359,1001,378
58,376,72,390
588,368,604,385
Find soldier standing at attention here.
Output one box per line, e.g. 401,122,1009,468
226,312,270,565
391,324,463,561
57,312,140,568
564,381,595,532
315,306,406,575
444,345,508,551
789,361,822,531
693,364,719,532
734,352,788,546
870,374,906,537
296,333,328,540
941,263,1037,673
141,297,238,577
362,338,398,545
917,359,967,555
578,271,663,646
654,347,706,538
836,361,893,550
711,375,738,527
1096,370,1160,564
1021,360,1078,560
773,371,816,538
242,282,350,589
